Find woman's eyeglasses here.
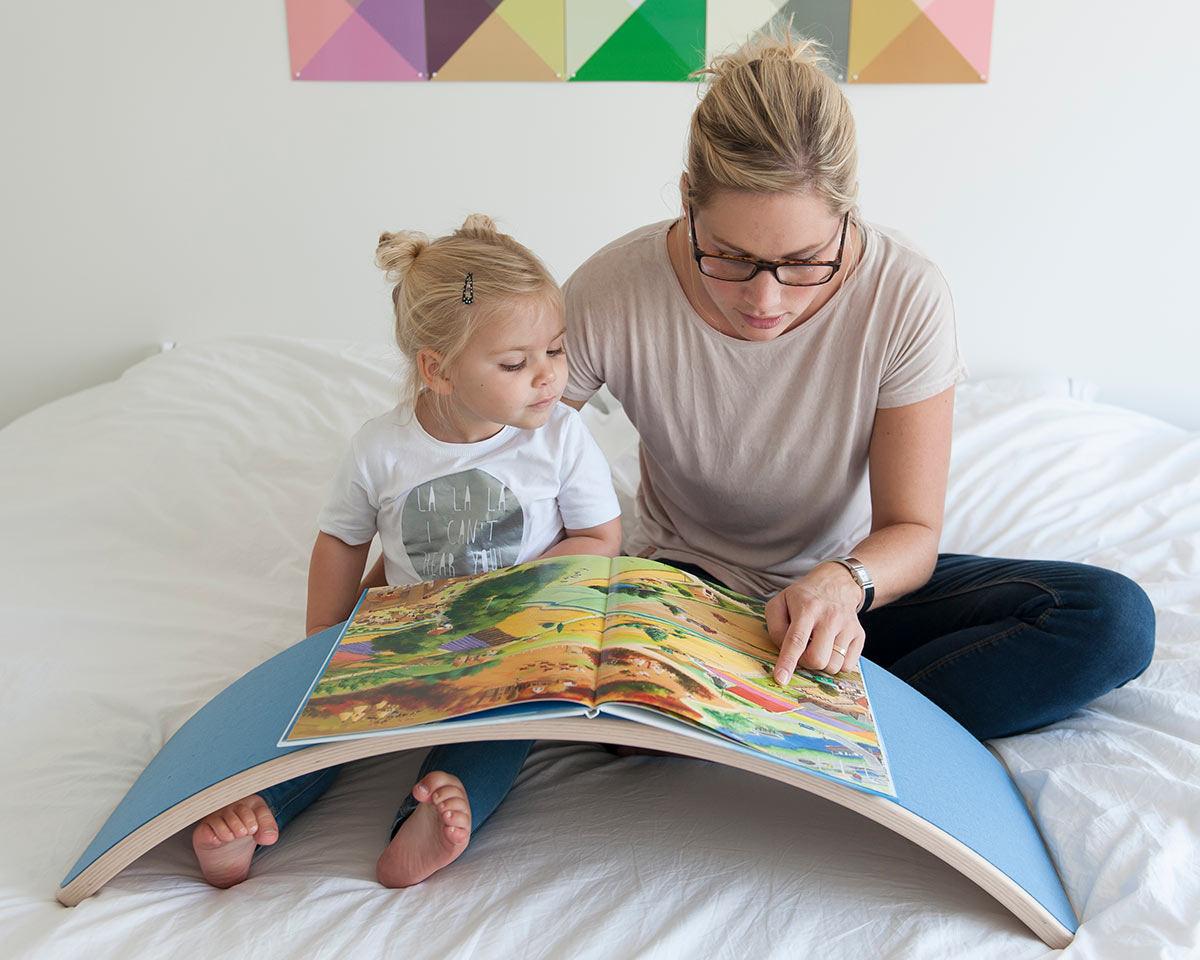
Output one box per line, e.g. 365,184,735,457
687,205,848,287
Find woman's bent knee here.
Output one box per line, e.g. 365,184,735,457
1086,567,1155,687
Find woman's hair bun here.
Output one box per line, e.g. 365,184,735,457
375,230,428,282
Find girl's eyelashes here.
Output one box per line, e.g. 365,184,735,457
500,346,564,371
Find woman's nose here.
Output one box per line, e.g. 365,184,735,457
743,269,782,310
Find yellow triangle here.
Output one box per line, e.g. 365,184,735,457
496,0,565,76
433,10,561,81
855,12,983,83
848,0,923,77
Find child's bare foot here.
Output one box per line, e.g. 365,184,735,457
376,771,471,888
192,794,279,888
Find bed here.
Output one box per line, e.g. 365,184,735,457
2,336,1197,959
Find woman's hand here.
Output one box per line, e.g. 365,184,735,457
765,562,866,684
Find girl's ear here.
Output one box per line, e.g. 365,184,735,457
417,348,454,395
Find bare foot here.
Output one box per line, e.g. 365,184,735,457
376,771,471,888
192,794,279,888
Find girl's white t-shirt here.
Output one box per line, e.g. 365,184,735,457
318,402,620,585
562,218,967,599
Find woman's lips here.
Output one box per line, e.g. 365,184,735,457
739,312,785,329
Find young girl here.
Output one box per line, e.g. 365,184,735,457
192,214,622,889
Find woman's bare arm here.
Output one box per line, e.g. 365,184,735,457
766,385,955,682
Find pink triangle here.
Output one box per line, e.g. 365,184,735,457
920,0,994,77
286,0,358,76
298,10,423,81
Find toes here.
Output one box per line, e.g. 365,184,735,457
193,822,221,847
416,771,465,798
194,795,279,848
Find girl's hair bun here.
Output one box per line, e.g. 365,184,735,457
454,213,499,241
375,230,428,282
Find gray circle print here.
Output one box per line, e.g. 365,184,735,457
401,468,525,581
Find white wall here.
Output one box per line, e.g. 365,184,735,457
3,2,1198,428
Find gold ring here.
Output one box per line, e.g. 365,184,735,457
832,644,847,657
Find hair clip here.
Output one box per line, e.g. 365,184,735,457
462,272,474,304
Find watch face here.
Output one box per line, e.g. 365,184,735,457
840,557,869,586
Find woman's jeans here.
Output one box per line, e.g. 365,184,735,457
857,554,1154,740
256,554,1154,835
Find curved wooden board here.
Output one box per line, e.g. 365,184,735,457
59,628,1076,948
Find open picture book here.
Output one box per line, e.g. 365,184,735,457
280,555,895,798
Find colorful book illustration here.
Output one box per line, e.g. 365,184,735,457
280,556,894,798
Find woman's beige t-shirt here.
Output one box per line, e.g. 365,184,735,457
563,218,967,599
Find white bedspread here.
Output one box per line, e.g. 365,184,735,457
1,337,1197,959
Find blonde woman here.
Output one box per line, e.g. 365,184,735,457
192,215,621,890
564,32,1153,741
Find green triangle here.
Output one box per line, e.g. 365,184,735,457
635,0,706,73
571,7,696,81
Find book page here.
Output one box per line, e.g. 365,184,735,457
281,555,613,743
597,558,894,796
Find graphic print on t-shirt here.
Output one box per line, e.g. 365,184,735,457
400,469,524,580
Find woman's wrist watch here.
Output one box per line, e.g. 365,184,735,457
825,556,874,613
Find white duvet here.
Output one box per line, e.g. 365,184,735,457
1,337,1197,959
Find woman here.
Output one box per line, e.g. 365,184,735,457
562,32,1153,741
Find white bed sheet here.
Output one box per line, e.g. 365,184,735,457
1,337,1197,959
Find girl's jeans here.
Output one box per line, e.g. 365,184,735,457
258,554,1155,835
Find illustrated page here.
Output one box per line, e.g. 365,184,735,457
596,558,895,796
282,555,612,743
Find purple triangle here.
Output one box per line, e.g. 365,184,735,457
300,11,423,81
355,0,427,75
424,0,496,75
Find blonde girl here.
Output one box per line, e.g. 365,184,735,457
193,214,621,889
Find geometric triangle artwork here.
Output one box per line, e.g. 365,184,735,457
433,0,564,80
706,0,791,62
290,0,427,81
284,0,990,83
570,0,706,82
848,0,992,83
565,0,645,77
705,0,848,80
496,0,566,76
425,0,499,77
919,0,993,78
286,0,358,77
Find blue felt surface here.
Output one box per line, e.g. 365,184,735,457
63,627,344,887
63,639,1077,934
861,660,1076,931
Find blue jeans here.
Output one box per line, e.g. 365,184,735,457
258,554,1154,831
258,739,533,838
856,554,1154,739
